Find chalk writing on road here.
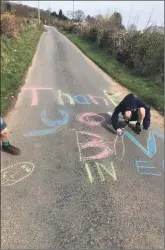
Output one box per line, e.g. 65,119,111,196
75,114,164,178
103,90,121,107
22,85,164,181
88,95,109,106
128,131,164,177
58,90,75,105
24,109,68,136
114,134,125,161
76,112,105,127
76,131,113,161
23,87,122,107
124,130,164,158
72,95,91,105
85,161,117,183
106,111,164,176
23,105,164,178
1,162,35,186
23,88,53,106
57,89,114,106
135,161,162,176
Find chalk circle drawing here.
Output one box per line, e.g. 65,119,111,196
1,162,35,186
24,109,68,137
76,112,105,127
76,131,113,161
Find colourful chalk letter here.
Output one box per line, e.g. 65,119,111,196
96,161,117,181
124,130,164,158
103,90,121,107
57,89,75,105
88,95,109,106
24,109,68,136
76,112,105,126
85,163,94,183
84,161,117,183
73,95,91,104
136,161,161,176
76,131,113,161
41,109,68,127
23,88,53,106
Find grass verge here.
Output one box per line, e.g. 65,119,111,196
1,23,44,114
58,29,164,115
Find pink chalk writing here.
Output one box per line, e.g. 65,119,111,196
76,112,105,126
76,131,113,161
88,95,109,106
23,88,53,106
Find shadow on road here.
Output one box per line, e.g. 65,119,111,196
94,113,136,134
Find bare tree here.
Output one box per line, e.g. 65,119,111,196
1,0,11,13
66,10,73,19
74,10,85,22
128,23,137,31
127,3,133,27
95,14,103,20
145,9,154,29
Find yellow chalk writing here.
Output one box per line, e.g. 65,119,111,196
96,161,117,181
85,163,94,183
103,90,121,107
57,89,75,105
84,161,117,183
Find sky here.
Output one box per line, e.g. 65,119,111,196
13,1,164,30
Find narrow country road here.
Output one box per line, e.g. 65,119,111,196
1,26,164,249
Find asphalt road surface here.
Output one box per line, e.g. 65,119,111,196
1,26,164,249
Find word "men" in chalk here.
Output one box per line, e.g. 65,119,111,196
23,88,121,107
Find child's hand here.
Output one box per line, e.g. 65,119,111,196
117,128,123,136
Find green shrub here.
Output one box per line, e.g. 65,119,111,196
87,27,97,42
0,12,18,38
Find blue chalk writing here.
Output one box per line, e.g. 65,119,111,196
41,110,68,127
153,130,164,140
73,95,91,104
136,161,161,176
24,109,68,137
124,130,164,158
